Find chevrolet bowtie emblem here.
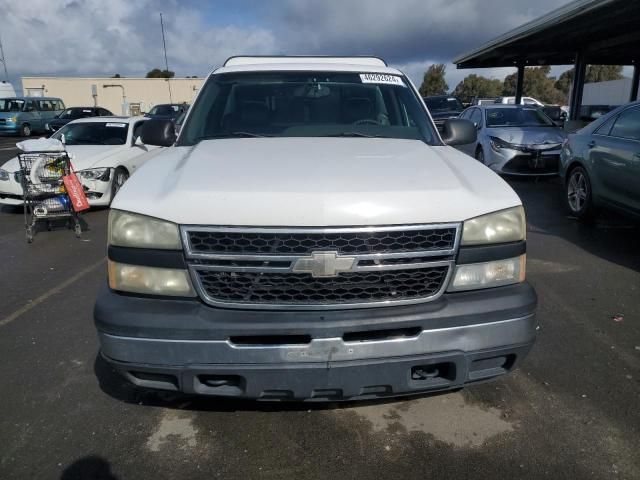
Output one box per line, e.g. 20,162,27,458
292,251,356,278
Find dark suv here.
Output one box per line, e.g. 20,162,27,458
424,95,465,132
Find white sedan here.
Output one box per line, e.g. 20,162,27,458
0,116,162,207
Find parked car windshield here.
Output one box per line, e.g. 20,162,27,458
149,104,180,116
425,96,463,112
58,108,96,120
0,98,25,112
486,107,555,128
51,122,129,145
178,71,438,146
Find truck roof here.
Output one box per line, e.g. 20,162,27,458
215,56,401,76
224,56,387,67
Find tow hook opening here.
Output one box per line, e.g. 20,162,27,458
411,362,456,382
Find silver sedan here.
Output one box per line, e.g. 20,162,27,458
455,105,567,176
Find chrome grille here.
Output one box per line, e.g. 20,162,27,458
187,227,456,255
182,224,460,310
196,267,449,305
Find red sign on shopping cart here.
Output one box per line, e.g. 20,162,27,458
62,173,90,212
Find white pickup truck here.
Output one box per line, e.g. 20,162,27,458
95,56,537,401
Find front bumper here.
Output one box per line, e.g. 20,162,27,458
95,282,537,400
0,175,24,205
0,123,19,134
487,146,561,176
0,171,113,207
79,172,114,206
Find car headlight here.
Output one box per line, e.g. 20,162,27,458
0,169,9,181
9,116,17,123
448,255,526,292
462,206,525,246
108,260,196,297
489,136,515,152
108,210,182,249
78,168,111,181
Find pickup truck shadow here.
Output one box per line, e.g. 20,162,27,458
60,455,119,480
506,176,640,273
94,354,454,412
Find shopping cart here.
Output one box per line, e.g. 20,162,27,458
17,150,82,243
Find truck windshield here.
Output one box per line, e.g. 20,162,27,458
178,71,438,146
486,108,555,128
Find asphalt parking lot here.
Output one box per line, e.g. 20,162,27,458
0,135,638,480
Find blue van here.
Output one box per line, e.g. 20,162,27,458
0,97,66,136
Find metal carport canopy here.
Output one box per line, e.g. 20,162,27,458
453,0,640,68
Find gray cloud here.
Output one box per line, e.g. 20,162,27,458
2,0,573,89
273,0,570,63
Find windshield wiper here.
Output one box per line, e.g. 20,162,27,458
194,132,272,141
323,132,382,138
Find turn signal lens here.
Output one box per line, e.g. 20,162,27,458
448,255,526,292
108,261,196,297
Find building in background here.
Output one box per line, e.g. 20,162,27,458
581,78,633,107
572,78,633,121
21,77,204,115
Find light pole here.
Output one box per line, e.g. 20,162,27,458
0,34,9,81
103,84,127,115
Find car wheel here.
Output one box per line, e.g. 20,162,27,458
475,148,485,164
110,167,129,205
20,124,31,137
566,166,593,218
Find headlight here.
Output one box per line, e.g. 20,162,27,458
108,261,196,296
9,116,17,123
0,169,9,181
448,255,526,292
79,168,110,181
489,136,514,152
109,210,182,249
462,206,525,246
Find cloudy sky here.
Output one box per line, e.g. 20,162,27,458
2,0,577,90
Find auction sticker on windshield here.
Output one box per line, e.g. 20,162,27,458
359,73,405,87
106,123,127,128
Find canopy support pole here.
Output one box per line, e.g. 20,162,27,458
569,52,586,121
515,63,525,104
630,64,639,102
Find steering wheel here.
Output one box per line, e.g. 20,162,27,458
353,118,380,126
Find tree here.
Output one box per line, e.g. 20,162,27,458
112,73,121,78
555,65,623,97
146,68,175,79
419,64,448,97
502,66,565,104
452,74,503,100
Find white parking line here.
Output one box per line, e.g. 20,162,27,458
0,258,106,328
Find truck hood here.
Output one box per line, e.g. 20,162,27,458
1,145,126,172
113,137,521,226
487,126,566,146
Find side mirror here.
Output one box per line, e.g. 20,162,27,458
141,119,176,147
441,119,477,146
